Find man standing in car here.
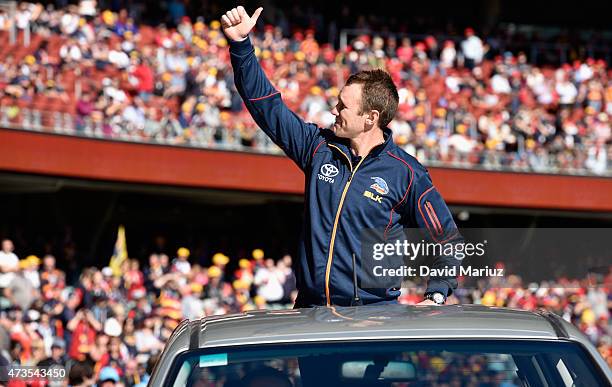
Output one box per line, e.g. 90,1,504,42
222,7,462,307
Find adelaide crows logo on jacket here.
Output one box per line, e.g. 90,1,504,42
370,177,389,195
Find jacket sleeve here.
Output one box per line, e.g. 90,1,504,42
229,37,320,171
400,173,463,297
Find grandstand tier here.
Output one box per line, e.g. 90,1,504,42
1,128,611,212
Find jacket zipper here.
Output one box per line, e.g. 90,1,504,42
324,144,366,306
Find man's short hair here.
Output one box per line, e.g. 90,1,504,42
68,362,93,385
345,69,399,128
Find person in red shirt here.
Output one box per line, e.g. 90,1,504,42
396,37,413,64
131,57,154,102
66,309,101,361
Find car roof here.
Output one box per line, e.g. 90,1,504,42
170,305,585,350
151,305,612,386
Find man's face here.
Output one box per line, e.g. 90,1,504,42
331,83,367,139
2,240,13,253
43,256,55,269
52,346,64,359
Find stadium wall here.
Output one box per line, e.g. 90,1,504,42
1,128,611,212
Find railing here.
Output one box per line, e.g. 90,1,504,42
1,107,610,177
338,28,612,66
0,106,284,154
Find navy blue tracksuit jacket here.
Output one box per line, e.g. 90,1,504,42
230,38,462,307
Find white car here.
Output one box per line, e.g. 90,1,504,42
149,305,612,386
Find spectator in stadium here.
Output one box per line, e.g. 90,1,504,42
21,255,40,289
98,365,121,386
4,261,38,310
37,337,67,367
0,9,9,31
439,40,457,71
0,238,19,288
67,308,101,361
222,6,462,307
461,27,485,69
253,258,286,304
68,361,95,387
76,91,94,130
172,247,191,275
14,3,33,32
279,255,297,304
130,57,154,102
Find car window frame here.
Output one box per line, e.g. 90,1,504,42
163,339,610,387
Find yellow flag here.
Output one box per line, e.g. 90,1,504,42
109,225,128,276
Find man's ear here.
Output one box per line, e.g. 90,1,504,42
366,110,380,126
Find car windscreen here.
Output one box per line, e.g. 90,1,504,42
165,340,608,387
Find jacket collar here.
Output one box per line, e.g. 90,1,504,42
371,127,394,158
325,127,394,161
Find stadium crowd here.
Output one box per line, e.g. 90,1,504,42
0,2,610,174
0,238,298,386
0,236,610,386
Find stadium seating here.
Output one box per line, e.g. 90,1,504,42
0,3,610,176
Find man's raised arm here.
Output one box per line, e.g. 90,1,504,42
222,6,320,170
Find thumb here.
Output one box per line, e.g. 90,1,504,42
250,7,263,24
236,6,247,17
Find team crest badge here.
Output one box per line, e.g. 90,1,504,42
370,177,389,195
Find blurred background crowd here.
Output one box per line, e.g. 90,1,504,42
0,235,610,386
0,1,610,175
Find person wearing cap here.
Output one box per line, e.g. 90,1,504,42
460,27,484,69
172,247,191,275
4,261,37,310
177,16,193,42
222,7,462,308
99,267,113,284
235,258,254,287
37,337,67,367
251,249,266,273
98,366,120,386
103,317,122,337
252,249,264,261
211,253,229,278
204,265,232,301
440,40,456,71
22,255,41,289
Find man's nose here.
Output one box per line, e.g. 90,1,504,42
331,106,338,116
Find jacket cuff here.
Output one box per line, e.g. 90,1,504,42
229,36,254,56
425,280,451,297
